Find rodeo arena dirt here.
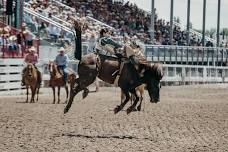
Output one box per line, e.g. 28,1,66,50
0,85,227,152
1,0,228,151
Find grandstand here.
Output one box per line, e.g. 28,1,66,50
0,0,228,93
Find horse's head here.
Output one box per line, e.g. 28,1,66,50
141,63,163,103
48,61,58,75
25,63,35,78
68,73,77,88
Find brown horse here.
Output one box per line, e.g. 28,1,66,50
23,63,41,103
64,53,163,114
48,61,70,104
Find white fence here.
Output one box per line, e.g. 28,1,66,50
1,58,228,94
162,64,228,83
0,59,24,91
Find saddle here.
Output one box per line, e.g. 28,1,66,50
96,52,145,86
56,68,64,79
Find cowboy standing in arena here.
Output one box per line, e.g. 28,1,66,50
21,46,42,86
54,47,69,84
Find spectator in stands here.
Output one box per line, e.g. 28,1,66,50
23,28,35,50
54,47,69,84
88,32,97,52
8,35,18,58
21,46,41,86
206,41,214,47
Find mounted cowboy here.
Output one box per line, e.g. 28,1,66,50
21,46,42,86
96,29,145,84
54,47,69,84
97,29,145,65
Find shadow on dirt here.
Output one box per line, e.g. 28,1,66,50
58,133,137,140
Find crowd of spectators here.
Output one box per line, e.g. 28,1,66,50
23,0,227,48
0,23,38,58
62,0,206,46
24,0,118,47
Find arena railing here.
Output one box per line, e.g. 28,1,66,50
50,0,116,31
24,7,75,35
144,45,228,66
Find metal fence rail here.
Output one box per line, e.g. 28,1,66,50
145,45,228,66
162,64,228,83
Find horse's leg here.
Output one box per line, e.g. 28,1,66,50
26,86,29,103
114,91,130,114
136,90,143,111
52,87,55,104
127,90,140,114
64,75,97,113
65,85,69,104
136,86,144,111
82,88,89,99
30,87,35,103
36,85,40,102
64,84,84,114
130,94,138,111
57,86,60,104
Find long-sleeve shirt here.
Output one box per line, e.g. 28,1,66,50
55,54,69,66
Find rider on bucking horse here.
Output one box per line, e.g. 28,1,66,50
21,46,42,86
97,28,145,66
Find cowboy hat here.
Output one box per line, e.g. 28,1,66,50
3,26,10,33
22,29,30,34
9,35,17,41
58,47,65,52
22,22,27,27
29,46,36,52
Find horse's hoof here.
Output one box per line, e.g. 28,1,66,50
64,107,69,114
82,90,89,99
137,106,141,111
114,106,121,114
126,108,132,115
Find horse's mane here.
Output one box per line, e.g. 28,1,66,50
139,62,163,80
49,62,61,77
26,63,37,76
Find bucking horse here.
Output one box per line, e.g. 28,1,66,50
64,53,163,114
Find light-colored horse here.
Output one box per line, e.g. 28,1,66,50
23,63,40,103
48,61,70,104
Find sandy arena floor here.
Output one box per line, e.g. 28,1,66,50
0,85,227,152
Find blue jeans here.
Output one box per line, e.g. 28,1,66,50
58,65,67,82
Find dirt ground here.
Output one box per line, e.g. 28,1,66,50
0,85,227,152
